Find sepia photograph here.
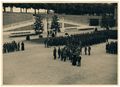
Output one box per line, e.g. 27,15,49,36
2,2,118,85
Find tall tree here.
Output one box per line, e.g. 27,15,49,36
3,3,9,12
51,15,60,36
30,4,38,14
33,15,44,34
8,3,14,12
24,4,30,13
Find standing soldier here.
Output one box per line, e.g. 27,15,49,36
14,41,17,51
58,47,61,59
62,47,67,62
80,46,82,55
21,42,25,51
44,39,48,48
53,47,57,60
63,50,67,62
84,46,87,55
77,55,82,66
17,42,20,51
106,42,109,53
61,48,63,61
72,54,77,66
46,38,49,47
88,46,91,55
3,43,6,53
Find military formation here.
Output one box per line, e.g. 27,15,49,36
3,41,25,53
106,41,117,54
44,30,108,48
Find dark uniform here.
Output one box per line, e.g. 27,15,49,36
58,47,61,59
77,56,81,66
21,42,25,51
53,47,57,60
62,48,67,62
84,46,87,55
17,42,20,51
72,54,77,66
63,51,67,62
88,46,91,55
80,47,82,55
60,48,63,61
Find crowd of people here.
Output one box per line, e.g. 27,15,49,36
106,41,117,54
53,42,92,66
3,41,25,53
44,30,108,48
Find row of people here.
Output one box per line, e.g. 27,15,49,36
44,30,107,48
3,41,25,53
106,41,117,54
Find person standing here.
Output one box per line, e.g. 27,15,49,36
84,46,87,55
106,42,109,53
77,55,82,66
80,46,82,55
53,47,57,60
21,42,25,51
17,42,20,51
72,54,77,66
58,47,61,59
63,50,67,62
88,46,91,55
3,43,6,53
14,41,17,51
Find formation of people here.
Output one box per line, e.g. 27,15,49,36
53,43,92,67
44,30,108,48
106,41,117,54
3,41,25,53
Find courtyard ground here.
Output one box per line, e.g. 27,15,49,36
3,36,117,85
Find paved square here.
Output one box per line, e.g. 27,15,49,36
3,39,117,84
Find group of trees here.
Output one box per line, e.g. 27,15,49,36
3,3,117,16
33,14,60,37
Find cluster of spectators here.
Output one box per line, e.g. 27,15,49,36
3,41,25,53
106,41,117,54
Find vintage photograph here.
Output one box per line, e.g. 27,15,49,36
3,3,117,85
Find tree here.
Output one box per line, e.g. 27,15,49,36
13,3,23,13
8,3,14,12
17,4,30,13
33,15,44,34
51,15,60,36
23,4,30,13
3,3,9,12
30,4,38,14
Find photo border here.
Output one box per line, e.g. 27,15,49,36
0,0,119,87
